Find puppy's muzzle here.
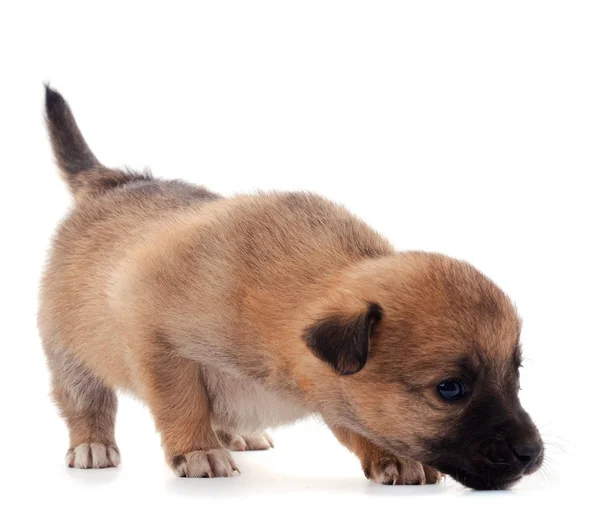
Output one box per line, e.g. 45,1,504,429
427,405,544,490
463,417,544,489
477,434,543,472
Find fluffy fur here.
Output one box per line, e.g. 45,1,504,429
39,86,543,489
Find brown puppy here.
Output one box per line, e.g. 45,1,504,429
39,86,543,489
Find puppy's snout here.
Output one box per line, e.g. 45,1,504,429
512,441,543,471
477,422,543,471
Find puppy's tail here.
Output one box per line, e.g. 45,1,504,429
45,84,149,199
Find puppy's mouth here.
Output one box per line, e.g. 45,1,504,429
443,466,522,491
425,450,532,490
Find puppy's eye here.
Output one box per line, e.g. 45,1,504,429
437,380,466,401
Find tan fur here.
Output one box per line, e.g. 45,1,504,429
39,88,540,487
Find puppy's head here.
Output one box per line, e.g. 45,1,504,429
303,252,543,490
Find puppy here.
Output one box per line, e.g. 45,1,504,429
39,86,543,490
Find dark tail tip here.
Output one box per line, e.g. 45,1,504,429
44,82,63,114
44,84,100,180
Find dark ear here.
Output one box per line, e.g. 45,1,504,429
302,303,382,375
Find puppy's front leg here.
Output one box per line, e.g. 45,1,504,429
330,426,440,485
137,347,238,478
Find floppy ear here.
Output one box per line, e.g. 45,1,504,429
302,303,382,375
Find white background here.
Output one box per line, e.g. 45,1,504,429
1,1,598,517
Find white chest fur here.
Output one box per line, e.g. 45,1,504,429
202,367,310,434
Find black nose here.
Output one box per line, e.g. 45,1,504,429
512,442,542,470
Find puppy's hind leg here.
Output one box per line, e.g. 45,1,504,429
47,347,120,469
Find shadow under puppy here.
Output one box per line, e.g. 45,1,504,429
39,87,543,490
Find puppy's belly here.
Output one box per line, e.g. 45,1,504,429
202,368,310,433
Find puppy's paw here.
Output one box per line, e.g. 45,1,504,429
171,449,240,478
66,443,120,469
217,430,274,451
364,455,440,485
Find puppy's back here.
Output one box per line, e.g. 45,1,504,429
39,87,393,390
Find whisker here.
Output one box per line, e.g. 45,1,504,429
543,442,567,454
